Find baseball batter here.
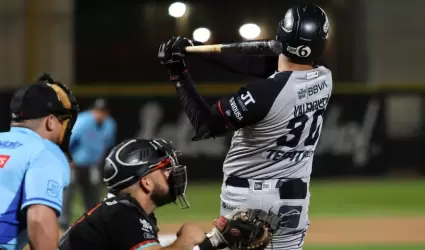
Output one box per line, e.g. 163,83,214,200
158,4,332,249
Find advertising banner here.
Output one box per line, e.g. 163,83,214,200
75,94,387,179
0,91,397,179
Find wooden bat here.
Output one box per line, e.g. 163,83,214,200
184,40,283,55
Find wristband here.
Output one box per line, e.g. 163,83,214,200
168,61,187,80
198,236,215,250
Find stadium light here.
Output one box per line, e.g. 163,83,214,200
193,27,211,43
168,2,186,18
239,23,261,40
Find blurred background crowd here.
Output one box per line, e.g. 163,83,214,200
1,1,425,249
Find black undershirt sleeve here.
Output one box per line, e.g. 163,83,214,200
174,70,219,140
174,71,289,141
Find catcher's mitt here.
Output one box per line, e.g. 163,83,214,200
206,208,283,250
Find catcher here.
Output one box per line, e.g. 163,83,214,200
58,138,282,250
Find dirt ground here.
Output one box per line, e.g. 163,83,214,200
21,216,425,250
158,217,425,245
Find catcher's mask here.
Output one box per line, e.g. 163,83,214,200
103,138,190,209
10,73,79,161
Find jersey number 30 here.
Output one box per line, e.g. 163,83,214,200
276,109,325,148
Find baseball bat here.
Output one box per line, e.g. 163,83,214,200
184,40,282,55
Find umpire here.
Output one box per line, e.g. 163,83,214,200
59,98,117,230
0,74,79,250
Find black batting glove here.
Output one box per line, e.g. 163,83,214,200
158,36,195,80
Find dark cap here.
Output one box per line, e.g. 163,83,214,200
93,98,109,111
10,75,77,121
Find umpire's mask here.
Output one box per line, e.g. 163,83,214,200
47,82,79,160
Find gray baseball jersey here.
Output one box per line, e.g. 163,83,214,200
217,66,332,250
219,66,332,179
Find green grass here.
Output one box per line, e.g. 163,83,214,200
308,179,425,217
153,179,425,222
303,245,425,250
72,178,425,222
69,179,425,249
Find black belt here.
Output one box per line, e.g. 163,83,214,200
225,176,250,188
225,176,307,199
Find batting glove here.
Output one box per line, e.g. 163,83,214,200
158,36,195,79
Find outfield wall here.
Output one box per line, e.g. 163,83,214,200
1,84,424,179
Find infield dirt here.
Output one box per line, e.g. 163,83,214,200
23,216,424,250
158,217,425,244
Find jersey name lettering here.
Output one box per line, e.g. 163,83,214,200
265,149,313,162
294,95,329,117
229,97,243,121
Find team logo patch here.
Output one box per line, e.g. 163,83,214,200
140,219,154,232
306,71,319,80
282,9,294,33
278,205,303,229
46,180,60,198
262,181,271,191
0,155,10,168
0,141,22,149
321,8,329,38
253,181,272,191
287,45,312,58
323,17,329,35
297,88,307,100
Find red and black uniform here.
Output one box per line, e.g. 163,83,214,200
59,194,159,250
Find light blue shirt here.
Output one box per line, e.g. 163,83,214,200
0,127,70,249
69,111,117,167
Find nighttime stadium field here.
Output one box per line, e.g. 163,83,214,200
70,178,425,250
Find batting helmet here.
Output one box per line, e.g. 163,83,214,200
276,3,329,64
103,138,189,208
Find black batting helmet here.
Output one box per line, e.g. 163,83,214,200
276,3,329,64
103,138,189,208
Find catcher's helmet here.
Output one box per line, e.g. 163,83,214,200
103,138,189,208
276,3,329,64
